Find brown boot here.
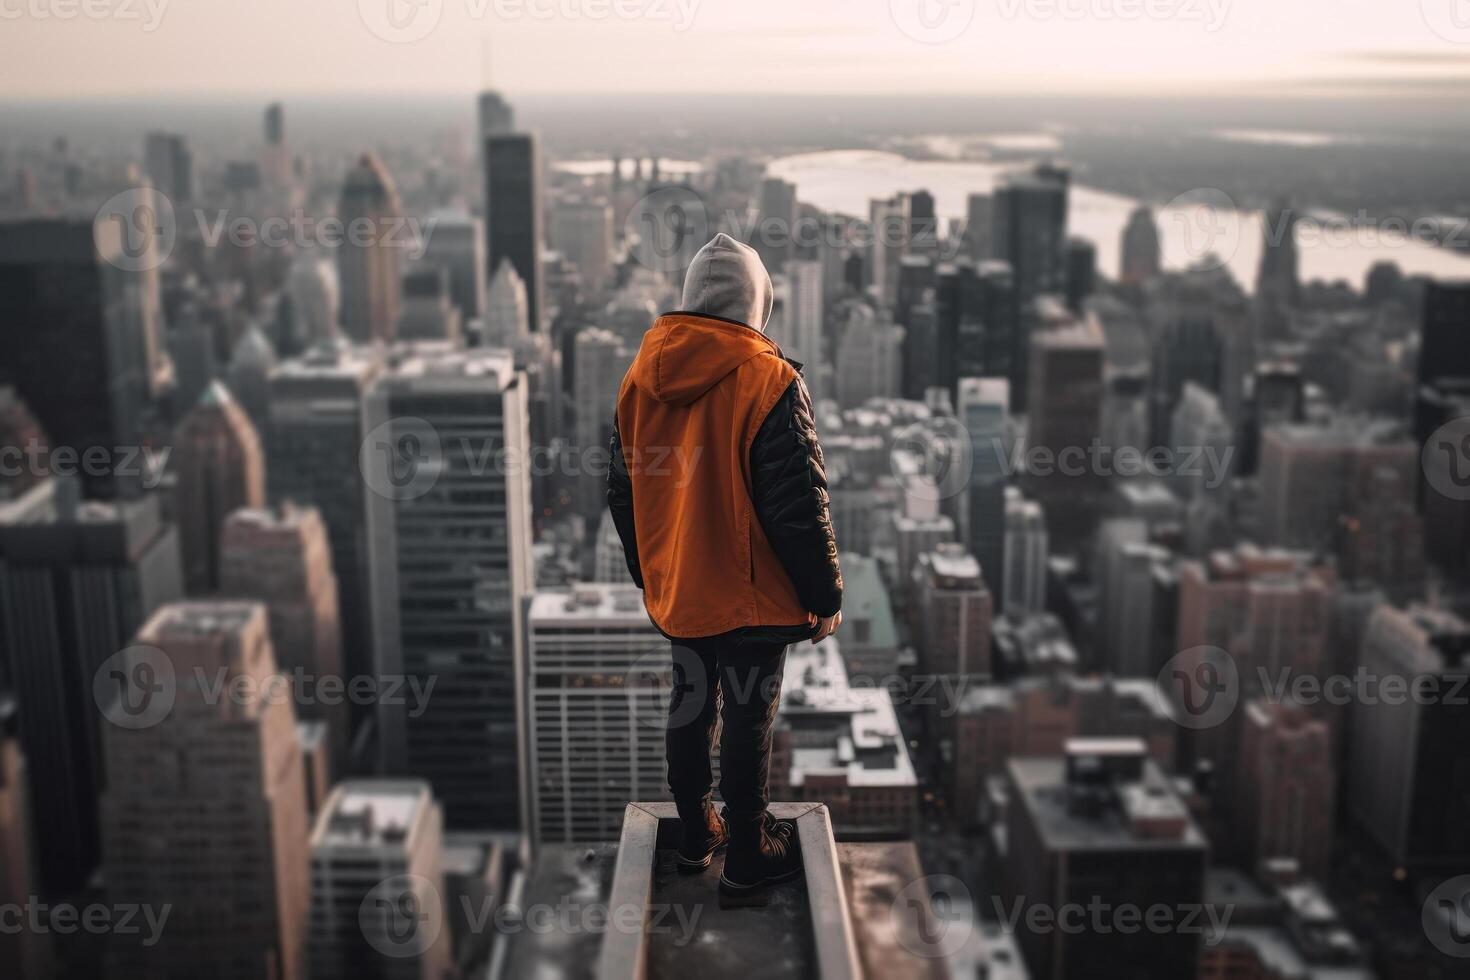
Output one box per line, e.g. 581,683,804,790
718,810,802,906
675,798,728,873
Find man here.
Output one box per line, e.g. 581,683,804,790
607,233,842,905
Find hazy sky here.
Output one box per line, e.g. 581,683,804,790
4,0,1470,99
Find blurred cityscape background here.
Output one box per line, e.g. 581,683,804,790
2,1,1470,977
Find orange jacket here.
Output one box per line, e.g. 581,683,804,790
610,313,840,640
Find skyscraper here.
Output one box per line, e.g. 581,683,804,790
1257,418,1416,558
0,478,182,897
1023,304,1105,550
219,503,347,767
1094,518,1174,678
911,543,993,679
0,385,48,504
363,348,534,829
261,102,290,188
834,304,904,408
1235,698,1334,880
286,255,340,348
337,153,404,343
1169,382,1233,502
869,193,909,308
0,695,49,978
964,193,992,261
484,132,545,332
1064,237,1096,311
268,342,383,688
755,176,799,272
226,325,277,433
477,90,515,139
1413,278,1470,454
1255,198,1301,313
908,188,938,260
0,218,169,498
1175,544,1334,798
143,130,194,204
100,602,310,980
172,381,266,594
950,261,1019,406
1004,741,1208,980
308,780,453,980
1003,487,1048,618
525,585,670,845
1349,604,1470,869
418,209,487,321
551,199,614,295
264,101,285,146
397,265,463,344
484,257,530,346
782,259,825,402
1120,205,1161,285
1144,271,1227,444
958,377,1009,599
954,678,1175,824
992,163,1069,305
573,327,634,521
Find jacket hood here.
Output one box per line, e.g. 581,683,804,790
628,313,781,406
679,233,773,331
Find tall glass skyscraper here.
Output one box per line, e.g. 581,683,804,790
363,349,534,830
484,133,545,333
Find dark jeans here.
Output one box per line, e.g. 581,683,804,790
666,636,788,821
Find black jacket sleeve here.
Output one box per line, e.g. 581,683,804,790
606,418,644,589
750,376,843,617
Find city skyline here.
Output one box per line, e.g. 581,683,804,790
2,7,1470,970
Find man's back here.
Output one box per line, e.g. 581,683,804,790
614,312,809,638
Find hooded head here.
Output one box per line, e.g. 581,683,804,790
679,233,774,331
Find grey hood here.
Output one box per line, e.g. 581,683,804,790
679,233,774,331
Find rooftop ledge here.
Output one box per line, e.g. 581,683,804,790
496,802,949,980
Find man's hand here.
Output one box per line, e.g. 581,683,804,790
811,611,841,644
